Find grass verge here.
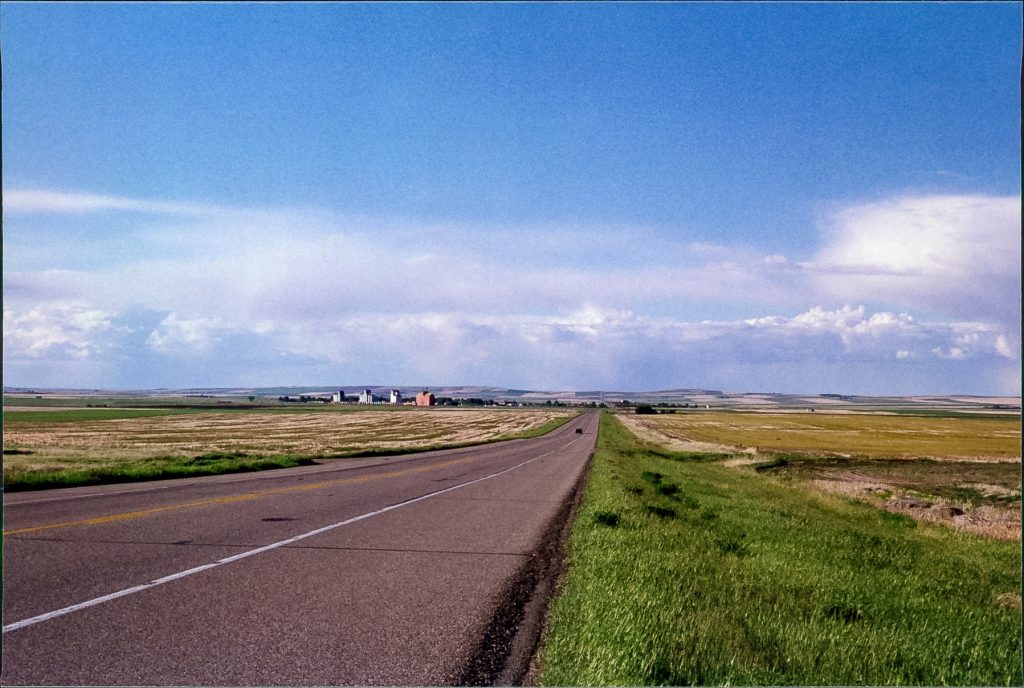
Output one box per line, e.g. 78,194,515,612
3,453,319,492
538,413,1022,686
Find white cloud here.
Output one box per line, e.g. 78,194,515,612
3,303,118,360
2,188,1019,394
3,298,1018,394
994,335,1015,359
146,313,231,355
3,189,222,216
933,347,967,360
804,194,1021,326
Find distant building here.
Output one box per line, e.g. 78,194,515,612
359,389,374,404
390,389,403,405
415,390,436,407
331,390,346,403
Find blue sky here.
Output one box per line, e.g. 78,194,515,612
2,2,1021,394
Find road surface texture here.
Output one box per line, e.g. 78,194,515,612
2,412,598,685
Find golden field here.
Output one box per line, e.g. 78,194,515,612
618,410,1020,540
621,410,1020,459
2,408,576,476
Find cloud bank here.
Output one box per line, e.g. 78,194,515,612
3,189,1020,394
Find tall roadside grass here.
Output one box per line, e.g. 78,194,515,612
539,413,1022,686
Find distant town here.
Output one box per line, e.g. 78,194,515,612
279,388,553,407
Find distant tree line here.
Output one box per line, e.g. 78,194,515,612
278,395,330,403
634,403,700,414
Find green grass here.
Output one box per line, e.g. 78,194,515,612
539,413,1022,686
1,405,394,423
2,394,284,409
3,452,319,491
3,408,215,423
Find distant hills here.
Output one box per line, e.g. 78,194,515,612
3,386,1019,411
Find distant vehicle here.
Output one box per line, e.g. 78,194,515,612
575,428,584,434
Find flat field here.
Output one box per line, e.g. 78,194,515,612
622,410,1020,458
2,407,575,489
620,410,1021,540
539,414,1021,685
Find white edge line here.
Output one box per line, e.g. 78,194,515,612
3,435,583,634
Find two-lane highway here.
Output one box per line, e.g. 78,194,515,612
2,412,598,685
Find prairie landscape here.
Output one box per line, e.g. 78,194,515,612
619,410,1021,540
2,406,576,489
540,412,1021,685
620,410,1021,458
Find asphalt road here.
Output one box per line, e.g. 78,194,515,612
2,411,598,686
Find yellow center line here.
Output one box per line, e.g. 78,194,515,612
3,454,482,537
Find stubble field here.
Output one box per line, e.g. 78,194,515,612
2,407,576,489
619,410,1021,540
621,410,1021,458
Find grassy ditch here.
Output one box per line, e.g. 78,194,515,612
4,408,218,423
539,413,1022,686
3,453,318,492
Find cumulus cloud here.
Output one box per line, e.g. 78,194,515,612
146,313,233,355
994,335,1016,359
2,188,1019,394
3,303,119,361
804,194,1021,326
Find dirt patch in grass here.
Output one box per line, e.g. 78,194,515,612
768,459,1021,541
627,410,1021,541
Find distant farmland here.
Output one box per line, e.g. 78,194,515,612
620,410,1021,541
621,410,1021,458
2,407,577,489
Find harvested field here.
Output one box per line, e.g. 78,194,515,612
623,410,1021,540
617,414,749,455
628,410,1020,459
2,408,575,478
